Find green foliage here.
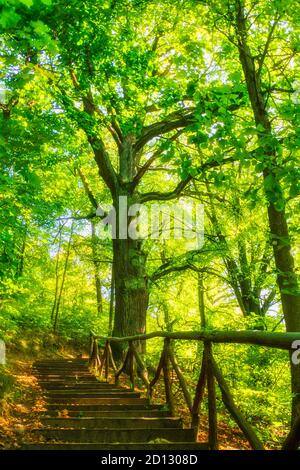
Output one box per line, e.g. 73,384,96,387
0,0,299,449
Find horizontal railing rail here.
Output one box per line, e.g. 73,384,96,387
88,329,300,450
90,329,300,349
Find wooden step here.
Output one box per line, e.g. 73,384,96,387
46,403,163,411
44,391,141,399
30,427,197,443
45,397,149,405
35,375,99,381
34,364,88,368
25,357,205,451
35,367,92,370
41,417,182,429
34,361,88,366
34,366,89,371
34,370,93,375
34,358,89,367
39,382,124,389
41,409,171,418
21,442,209,450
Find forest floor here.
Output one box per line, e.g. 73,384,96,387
0,348,283,450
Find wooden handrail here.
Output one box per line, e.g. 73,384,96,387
88,329,298,451
90,329,300,350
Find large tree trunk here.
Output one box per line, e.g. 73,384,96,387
112,237,149,359
109,136,150,359
235,0,300,421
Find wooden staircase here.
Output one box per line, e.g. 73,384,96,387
22,358,207,450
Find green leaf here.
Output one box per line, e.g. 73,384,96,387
189,132,208,146
289,183,300,198
229,71,242,82
19,0,34,7
0,8,21,28
256,124,266,133
30,20,50,35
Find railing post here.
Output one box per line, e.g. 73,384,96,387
168,343,193,412
85,328,300,451
191,346,207,428
108,341,117,373
89,336,100,372
132,345,150,397
149,348,164,398
115,344,131,385
129,341,135,391
163,338,175,416
105,340,110,381
206,341,218,450
88,332,93,365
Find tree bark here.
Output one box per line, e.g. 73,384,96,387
111,226,149,359
282,414,300,450
234,0,300,421
96,329,300,350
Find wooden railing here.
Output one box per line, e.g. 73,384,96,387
88,329,300,450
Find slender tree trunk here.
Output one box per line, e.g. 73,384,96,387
53,224,74,333
91,220,103,315
198,272,206,329
204,182,248,316
108,263,115,335
51,225,63,322
235,0,300,421
197,272,206,356
162,302,171,331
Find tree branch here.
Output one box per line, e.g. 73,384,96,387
134,109,196,153
133,129,185,188
77,168,98,209
0,96,19,119
139,156,237,203
257,15,281,76
151,263,227,283
65,70,119,193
